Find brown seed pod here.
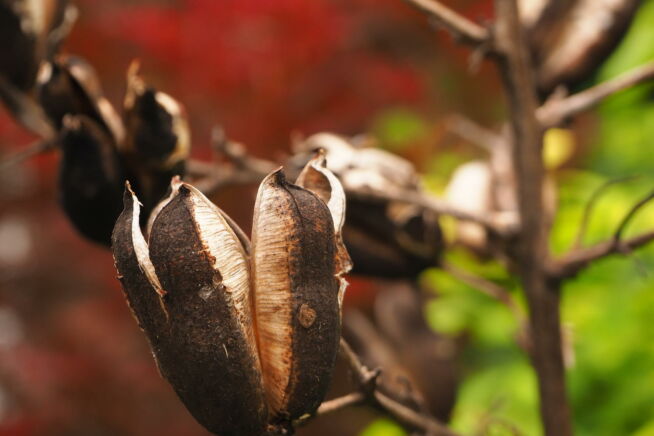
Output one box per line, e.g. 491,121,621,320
59,114,124,246
112,159,349,435
296,133,442,278
37,55,125,144
113,182,268,436
122,61,190,212
252,168,343,422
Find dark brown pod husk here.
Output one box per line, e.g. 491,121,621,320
123,61,190,212
252,169,342,423
0,0,76,92
59,114,124,245
295,133,442,278
113,181,268,436
37,55,125,143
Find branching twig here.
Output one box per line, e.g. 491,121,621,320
551,188,654,279
441,262,523,322
337,338,459,436
347,188,518,238
573,175,640,249
402,0,490,46
538,60,654,128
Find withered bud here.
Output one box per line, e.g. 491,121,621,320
36,55,125,144
296,133,442,278
59,114,125,245
112,156,349,434
0,0,77,92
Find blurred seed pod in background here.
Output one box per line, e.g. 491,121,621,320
112,156,349,435
0,0,76,92
36,55,125,143
0,0,77,136
123,61,190,213
520,0,640,97
294,132,443,279
59,114,125,246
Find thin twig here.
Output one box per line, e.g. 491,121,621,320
550,187,654,279
347,188,518,237
549,230,654,280
613,188,654,242
402,0,490,46
573,175,640,249
315,392,366,416
446,114,504,151
538,60,654,128
0,138,57,170
442,262,523,321
337,338,459,436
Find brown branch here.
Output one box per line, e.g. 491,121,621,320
402,0,490,46
347,188,518,238
315,392,366,416
549,230,654,280
538,60,654,128
572,175,640,249
337,338,459,436
494,0,571,435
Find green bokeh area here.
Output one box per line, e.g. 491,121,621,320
361,2,654,434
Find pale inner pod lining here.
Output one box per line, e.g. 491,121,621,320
189,187,258,359
252,178,294,413
130,191,165,296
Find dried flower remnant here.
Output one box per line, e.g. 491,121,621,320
111,154,349,435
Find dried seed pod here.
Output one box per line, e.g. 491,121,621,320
0,0,76,92
37,55,125,144
112,160,349,435
252,169,341,421
59,114,124,245
296,133,442,278
113,182,268,436
123,61,190,212
523,0,640,96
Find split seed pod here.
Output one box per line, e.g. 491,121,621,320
296,132,442,278
111,155,349,435
123,61,191,212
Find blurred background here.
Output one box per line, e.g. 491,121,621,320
1,0,654,435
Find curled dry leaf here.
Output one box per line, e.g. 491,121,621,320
111,156,349,434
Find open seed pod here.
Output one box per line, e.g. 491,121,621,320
111,155,349,435
122,60,191,212
59,114,125,246
296,132,442,278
